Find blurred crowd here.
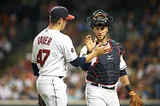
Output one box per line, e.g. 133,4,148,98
0,0,160,101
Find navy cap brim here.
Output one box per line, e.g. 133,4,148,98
65,14,75,20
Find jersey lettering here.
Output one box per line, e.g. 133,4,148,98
37,49,50,67
38,36,52,46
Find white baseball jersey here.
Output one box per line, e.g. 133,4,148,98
31,29,78,77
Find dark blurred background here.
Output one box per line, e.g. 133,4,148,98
0,0,160,102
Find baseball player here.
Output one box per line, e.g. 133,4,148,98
31,6,109,106
80,9,144,106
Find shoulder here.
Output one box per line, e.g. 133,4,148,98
109,39,125,55
63,35,73,45
55,32,73,45
116,42,125,55
63,34,71,40
33,30,44,43
47,29,71,41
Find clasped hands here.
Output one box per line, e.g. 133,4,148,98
85,35,111,55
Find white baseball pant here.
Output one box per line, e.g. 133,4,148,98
85,83,120,106
36,76,67,106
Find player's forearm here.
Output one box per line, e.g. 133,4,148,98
120,75,130,86
85,51,97,62
120,75,133,93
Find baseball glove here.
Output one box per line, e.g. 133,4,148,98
129,93,144,106
38,94,46,106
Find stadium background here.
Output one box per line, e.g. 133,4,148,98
0,0,160,105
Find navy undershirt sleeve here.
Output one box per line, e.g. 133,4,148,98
80,62,91,71
32,63,39,76
70,57,86,67
120,69,127,76
70,57,91,71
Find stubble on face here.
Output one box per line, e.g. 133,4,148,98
93,26,108,42
97,35,107,42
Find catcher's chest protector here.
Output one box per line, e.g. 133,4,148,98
87,40,120,85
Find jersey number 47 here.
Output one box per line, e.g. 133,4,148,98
37,49,50,67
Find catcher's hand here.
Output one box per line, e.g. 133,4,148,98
85,35,97,52
129,91,144,106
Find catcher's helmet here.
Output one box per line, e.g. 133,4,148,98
87,9,113,28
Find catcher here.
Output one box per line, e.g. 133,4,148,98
80,9,144,106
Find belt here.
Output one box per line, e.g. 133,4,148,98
40,75,64,79
59,76,63,78
91,83,115,90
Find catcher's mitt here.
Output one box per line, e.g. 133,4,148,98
129,93,144,106
38,94,46,106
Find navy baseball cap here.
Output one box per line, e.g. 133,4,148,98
49,6,75,20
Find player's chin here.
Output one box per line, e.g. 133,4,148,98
61,25,66,30
97,37,104,40
61,27,65,31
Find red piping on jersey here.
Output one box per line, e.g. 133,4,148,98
107,39,113,52
93,72,98,78
116,43,121,56
116,43,125,56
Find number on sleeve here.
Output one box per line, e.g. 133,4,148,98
37,49,50,67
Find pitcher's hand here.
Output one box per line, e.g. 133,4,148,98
94,43,111,56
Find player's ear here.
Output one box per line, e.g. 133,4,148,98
58,18,63,25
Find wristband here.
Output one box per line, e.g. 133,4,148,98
125,84,132,93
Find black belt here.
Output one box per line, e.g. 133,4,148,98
41,75,64,78
91,83,115,90
59,76,63,78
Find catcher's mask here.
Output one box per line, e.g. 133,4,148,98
87,9,113,28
